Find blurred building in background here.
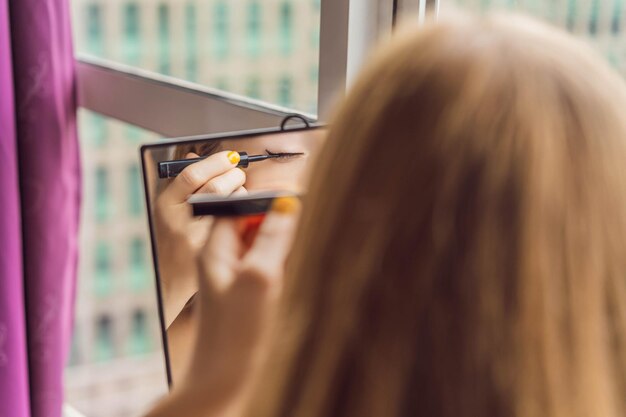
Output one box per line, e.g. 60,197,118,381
65,0,626,416
452,0,626,75
65,1,320,416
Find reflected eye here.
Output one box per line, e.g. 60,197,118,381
265,149,304,160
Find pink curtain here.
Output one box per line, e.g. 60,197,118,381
0,0,80,415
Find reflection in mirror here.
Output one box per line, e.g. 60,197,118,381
142,127,325,384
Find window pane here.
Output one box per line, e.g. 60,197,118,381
95,166,109,222
94,241,112,296
158,4,171,75
247,1,262,58
129,237,148,290
127,309,152,355
71,0,321,113
279,2,293,55
66,110,167,417
278,75,293,107
449,1,626,78
94,315,115,361
122,3,141,65
185,3,198,81
128,165,143,217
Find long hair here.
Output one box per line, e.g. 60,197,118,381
248,13,626,417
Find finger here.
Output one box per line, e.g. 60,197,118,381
161,150,241,204
198,218,243,294
238,197,302,290
196,168,246,196
231,186,248,197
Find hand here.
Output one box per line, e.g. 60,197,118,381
155,151,247,327
146,197,301,417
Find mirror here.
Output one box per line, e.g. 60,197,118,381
141,126,326,385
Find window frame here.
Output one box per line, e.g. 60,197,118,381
75,0,433,135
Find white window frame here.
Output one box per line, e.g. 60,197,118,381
75,0,434,136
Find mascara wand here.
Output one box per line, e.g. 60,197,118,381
158,151,302,178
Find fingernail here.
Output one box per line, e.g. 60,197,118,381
227,151,240,165
271,196,300,214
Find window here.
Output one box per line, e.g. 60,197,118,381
129,237,148,290
158,4,171,75
127,309,151,355
128,165,143,217
95,166,108,222
185,3,198,81
278,76,292,107
72,0,322,112
213,1,229,60
94,315,114,361
247,1,262,57
86,4,103,56
589,0,599,35
279,2,293,55
122,3,141,65
612,0,623,35
94,241,112,296
565,0,577,31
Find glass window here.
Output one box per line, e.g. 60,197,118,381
185,3,198,81
94,241,112,296
72,0,321,112
247,1,262,58
129,237,148,290
213,1,229,59
279,2,293,55
95,166,109,222
612,1,623,35
94,315,115,361
127,309,151,355
277,76,292,107
128,165,143,217
564,0,576,31
158,4,171,75
86,3,103,56
589,0,600,35
122,3,141,65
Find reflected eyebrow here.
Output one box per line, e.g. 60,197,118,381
265,149,305,158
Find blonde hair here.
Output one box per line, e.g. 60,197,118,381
249,13,626,417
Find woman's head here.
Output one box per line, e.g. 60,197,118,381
252,12,626,417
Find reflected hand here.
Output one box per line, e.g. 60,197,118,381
146,197,301,417
155,151,247,327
